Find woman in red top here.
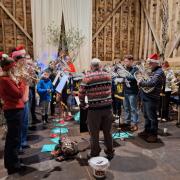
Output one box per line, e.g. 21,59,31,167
65,56,76,73
0,55,25,175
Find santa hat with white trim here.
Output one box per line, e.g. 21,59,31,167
11,45,26,61
147,54,160,64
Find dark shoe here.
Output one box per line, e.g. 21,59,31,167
45,114,49,123
31,119,41,124
104,149,115,161
7,165,27,175
138,130,149,138
87,152,99,159
22,144,31,149
130,125,138,132
106,154,114,161
146,135,158,143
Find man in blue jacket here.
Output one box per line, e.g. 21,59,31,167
37,70,54,123
123,55,139,131
138,54,165,143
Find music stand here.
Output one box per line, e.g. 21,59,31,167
112,112,123,139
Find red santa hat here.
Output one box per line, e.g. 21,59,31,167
147,54,160,63
11,45,26,60
0,54,16,71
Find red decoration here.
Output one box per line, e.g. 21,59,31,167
16,45,25,51
50,134,58,138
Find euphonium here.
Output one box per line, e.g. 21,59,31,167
14,64,39,82
115,63,133,78
134,64,154,93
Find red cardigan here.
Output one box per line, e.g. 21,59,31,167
0,76,25,110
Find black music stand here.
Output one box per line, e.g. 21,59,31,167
112,111,123,139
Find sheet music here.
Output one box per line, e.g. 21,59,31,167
75,96,80,106
55,74,69,93
52,71,61,86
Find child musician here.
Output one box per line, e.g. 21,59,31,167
37,70,54,123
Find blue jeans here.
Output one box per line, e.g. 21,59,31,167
20,102,29,147
123,94,139,125
143,100,159,135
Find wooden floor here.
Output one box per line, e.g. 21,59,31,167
0,110,180,180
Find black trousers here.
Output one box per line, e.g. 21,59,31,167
159,91,171,120
87,108,113,156
29,87,37,122
50,92,56,116
4,109,23,171
143,100,159,135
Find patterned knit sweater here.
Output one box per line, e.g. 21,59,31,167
79,70,112,110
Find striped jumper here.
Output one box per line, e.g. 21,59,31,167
79,70,112,110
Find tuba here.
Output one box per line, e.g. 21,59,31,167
134,64,154,93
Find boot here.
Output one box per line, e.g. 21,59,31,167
45,114,48,123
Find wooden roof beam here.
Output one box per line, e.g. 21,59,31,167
92,0,126,41
167,33,180,58
0,1,33,43
139,0,162,53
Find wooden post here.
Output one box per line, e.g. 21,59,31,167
173,0,179,57
120,4,123,59
112,0,115,61
127,0,131,53
139,0,144,59
143,0,149,60
140,0,162,53
155,0,160,53
133,0,140,60
148,0,153,55
23,0,28,51
13,0,16,47
95,0,98,57
104,0,107,61
0,0,5,51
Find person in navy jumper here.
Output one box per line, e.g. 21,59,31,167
138,54,165,143
37,70,54,123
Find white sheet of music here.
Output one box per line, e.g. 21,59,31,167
75,96,80,106
52,71,61,86
55,74,69,93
